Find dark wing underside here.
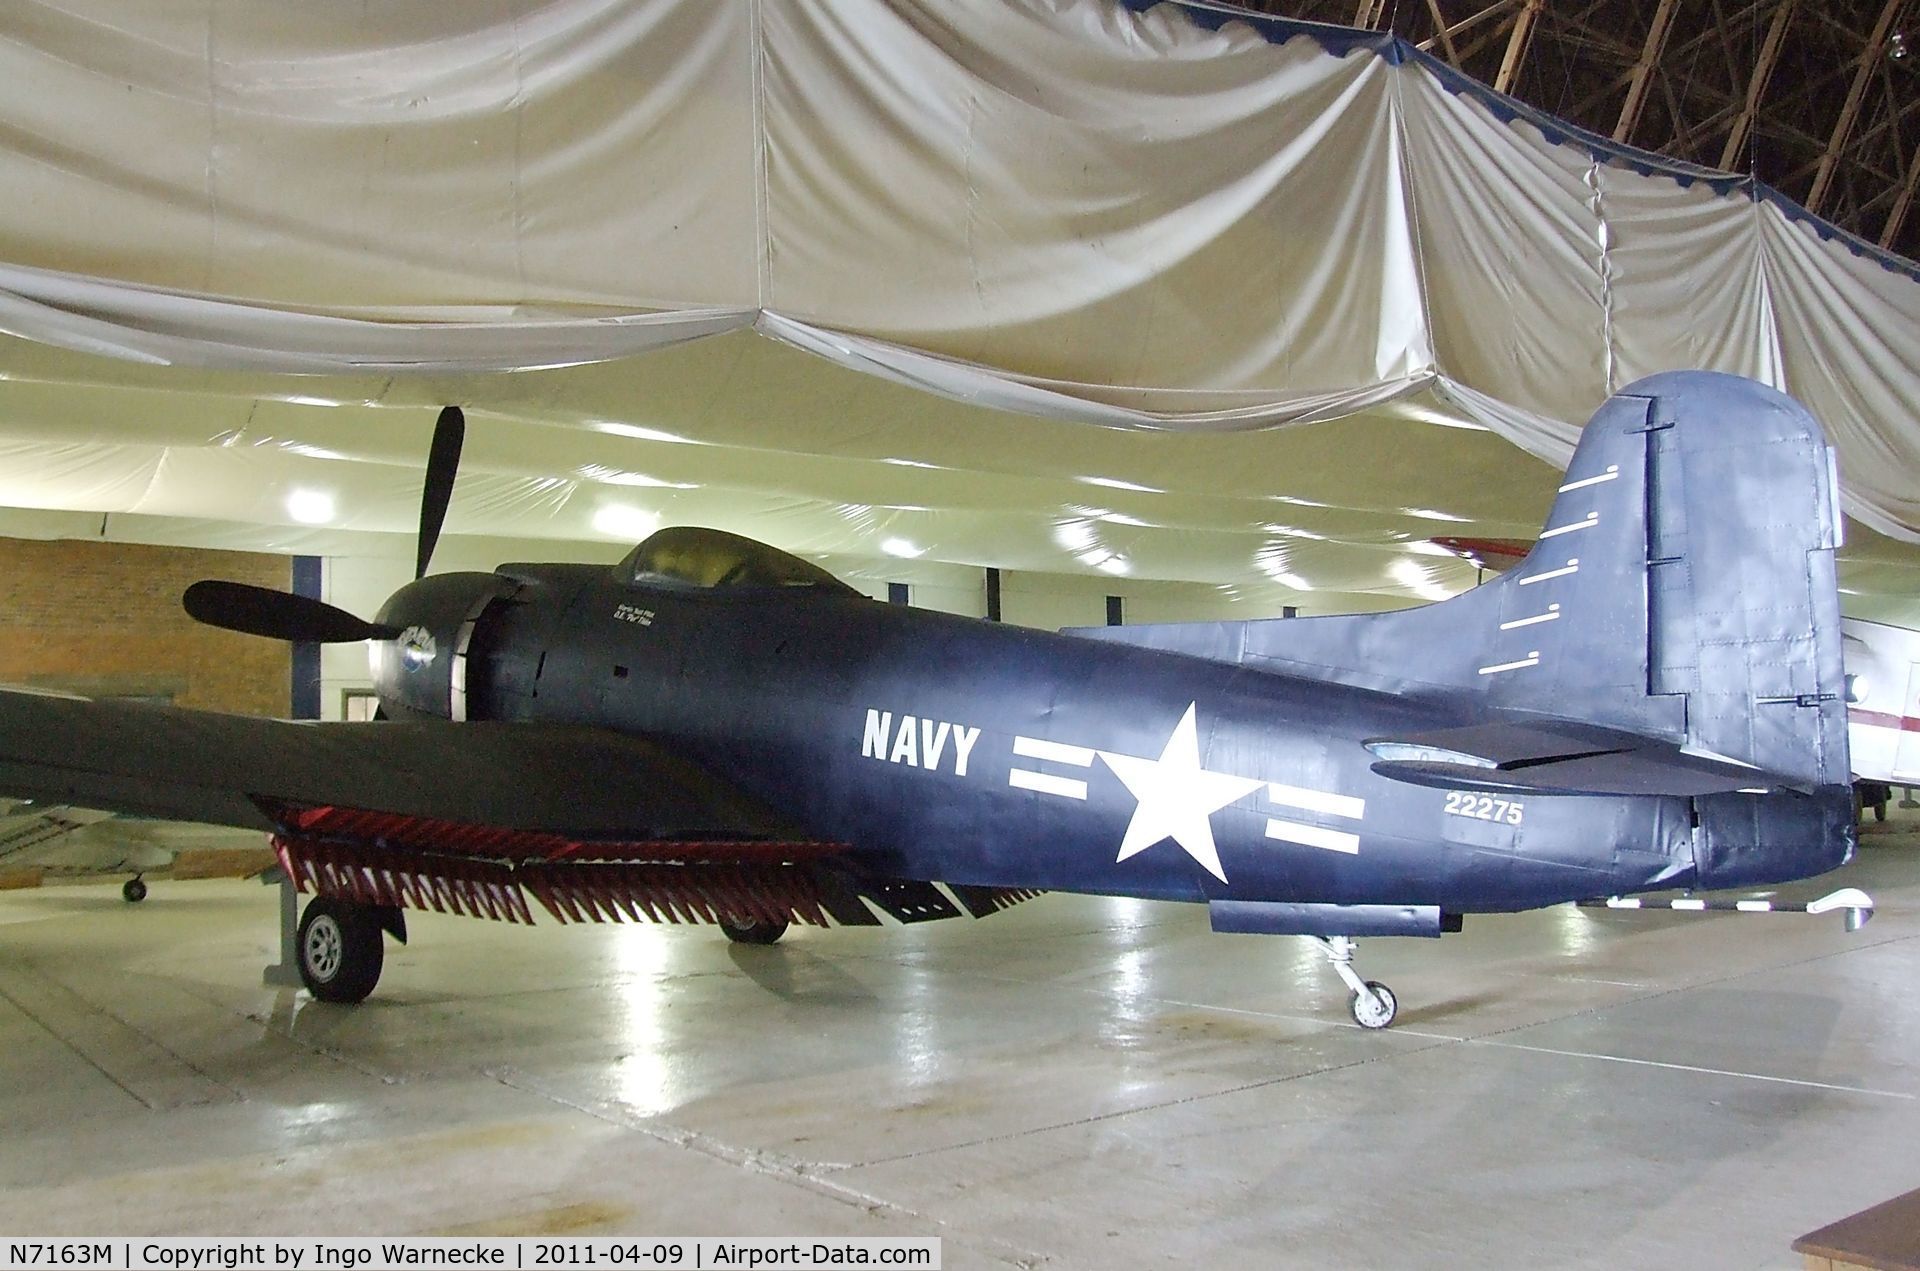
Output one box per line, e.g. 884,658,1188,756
0,690,1045,929
0,688,791,840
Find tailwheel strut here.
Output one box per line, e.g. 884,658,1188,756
1320,936,1397,1030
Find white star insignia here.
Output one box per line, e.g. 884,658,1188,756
1097,702,1265,883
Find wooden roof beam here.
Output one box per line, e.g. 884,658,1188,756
1494,0,1542,94
1719,0,1798,171
1415,0,1519,55
1423,0,1465,65
1806,0,1905,213
1877,141,1920,248
1614,0,1683,142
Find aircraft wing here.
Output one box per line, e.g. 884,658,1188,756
0,687,794,842
0,690,1025,930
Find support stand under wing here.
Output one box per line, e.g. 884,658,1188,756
261,864,303,989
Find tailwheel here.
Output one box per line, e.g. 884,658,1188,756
297,897,385,1003
718,916,789,946
1319,936,1400,1030
1349,980,1398,1030
122,876,147,904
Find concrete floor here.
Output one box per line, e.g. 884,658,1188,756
3,821,1919,1269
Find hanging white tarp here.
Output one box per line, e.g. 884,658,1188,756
0,0,1915,541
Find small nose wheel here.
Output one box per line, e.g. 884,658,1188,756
122,876,147,904
1349,980,1397,1030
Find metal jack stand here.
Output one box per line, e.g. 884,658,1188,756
261,865,303,988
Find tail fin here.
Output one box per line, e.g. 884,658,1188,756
1078,371,1854,885
1459,370,1849,787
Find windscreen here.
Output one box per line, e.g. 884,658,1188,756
620,526,855,593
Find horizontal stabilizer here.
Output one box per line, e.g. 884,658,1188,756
1366,720,1796,797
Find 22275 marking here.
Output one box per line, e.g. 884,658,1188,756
1443,791,1523,825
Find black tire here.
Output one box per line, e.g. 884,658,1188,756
297,898,384,1003
121,877,147,904
719,916,789,946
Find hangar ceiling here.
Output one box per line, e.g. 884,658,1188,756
0,0,1917,622
1246,0,1920,261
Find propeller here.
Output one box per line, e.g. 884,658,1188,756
183,581,400,644
184,405,465,643
416,406,464,580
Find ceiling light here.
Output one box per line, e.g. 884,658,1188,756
1053,520,1099,552
577,464,697,489
1265,523,1329,541
592,504,658,540
284,489,335,525
1390,556,1452,601
589,421,706,445
881,538,925,558
1079,476,1163,493
281,442,349,461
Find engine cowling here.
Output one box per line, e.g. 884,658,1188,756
368,572,514,720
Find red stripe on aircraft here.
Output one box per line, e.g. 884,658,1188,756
1848,707,1920,733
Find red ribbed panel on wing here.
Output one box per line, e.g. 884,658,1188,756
270,836,836,928
275,803,841,864
273,837,537,923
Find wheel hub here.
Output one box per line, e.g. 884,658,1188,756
303,916,343,982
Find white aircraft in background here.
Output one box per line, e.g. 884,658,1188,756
1840,618,1920,818
0,800,271,899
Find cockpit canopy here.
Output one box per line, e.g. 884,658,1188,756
618,526,856,594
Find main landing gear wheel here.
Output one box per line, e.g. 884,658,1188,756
719,916,789,946
121,877,147,903
1350,980,1398,1030
297,898,384,1003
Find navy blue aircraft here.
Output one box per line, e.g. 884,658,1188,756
0,371,1863,1027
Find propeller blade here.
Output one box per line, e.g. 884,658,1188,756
416,405,465,579
183,581,399,644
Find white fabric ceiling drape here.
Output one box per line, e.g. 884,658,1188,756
0,0,1915,538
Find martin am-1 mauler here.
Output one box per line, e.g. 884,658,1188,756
0,371,1871,1028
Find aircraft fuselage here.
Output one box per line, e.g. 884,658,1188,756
452,565,1697,914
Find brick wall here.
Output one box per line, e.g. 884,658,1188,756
0,537,289,715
